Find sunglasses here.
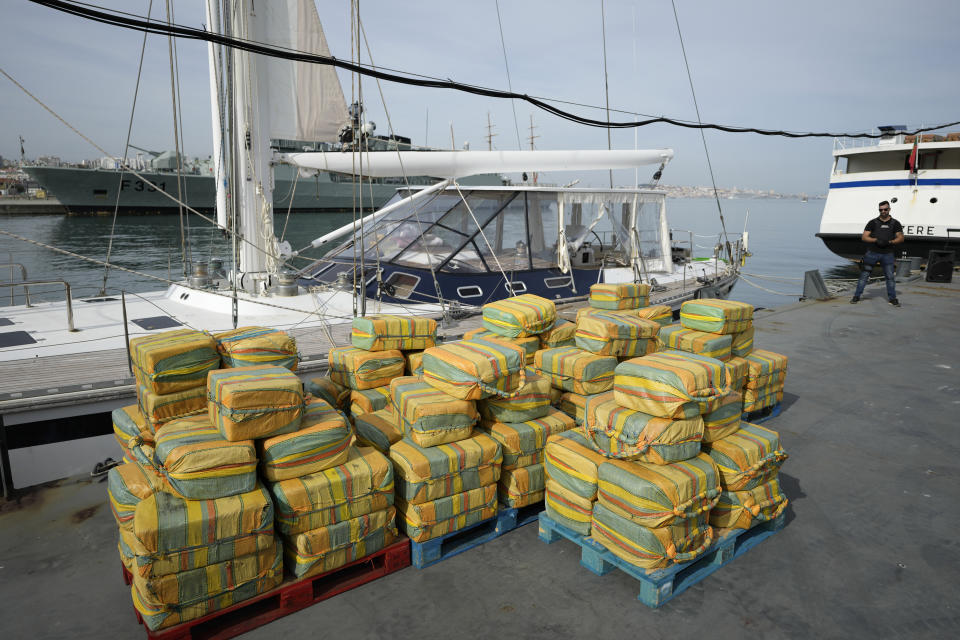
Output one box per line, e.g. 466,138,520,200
879,208,890,212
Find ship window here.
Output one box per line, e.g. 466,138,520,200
93,189,107,196
504,280,527,294
544,276,572,289
382,272,420,299
478,196,531,271
527,193,560,269
456,285,483,298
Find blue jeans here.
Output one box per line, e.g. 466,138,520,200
854,250,896,299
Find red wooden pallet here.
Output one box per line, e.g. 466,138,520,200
122,538,411,640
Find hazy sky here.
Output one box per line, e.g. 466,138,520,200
1,0,958,193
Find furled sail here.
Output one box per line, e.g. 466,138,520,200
252,0,348,142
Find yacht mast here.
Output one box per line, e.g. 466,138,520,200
205,0,228,231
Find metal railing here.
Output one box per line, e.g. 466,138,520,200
0,280,76,331
0,263,30,306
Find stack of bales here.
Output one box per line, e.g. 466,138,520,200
110,326,304,632
471,295,576,510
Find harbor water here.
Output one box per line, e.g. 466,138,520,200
0,197,848,310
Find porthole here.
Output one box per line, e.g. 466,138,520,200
504,281,527,294
890,197,898,203
930,197,938,204
457,285,483,298
544,276,573,289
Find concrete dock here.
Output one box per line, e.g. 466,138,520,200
1,275,957,638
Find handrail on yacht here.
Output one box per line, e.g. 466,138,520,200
0,280,76,331
0,263,30,306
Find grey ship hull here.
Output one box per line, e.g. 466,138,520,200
24,164,495,216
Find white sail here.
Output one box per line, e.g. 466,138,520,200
256,0,348,142
285,149,674,178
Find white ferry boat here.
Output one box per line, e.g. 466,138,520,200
816,126,960,260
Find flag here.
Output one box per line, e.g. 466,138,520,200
908,134,919,173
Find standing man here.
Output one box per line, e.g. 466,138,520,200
850,200,904,306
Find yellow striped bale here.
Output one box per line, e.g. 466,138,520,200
112,404,152,459
710,476,787,531
328,346,405,390
137,385,207,434
119,528,275,579
743,349,788,389
478,373,552,423
389,432,502,504
558,391,597,425
702,422,787,491
207,365,304,441
635,304,673,326
257,397,352,482
731,326,754,357
214,326,298,370
390,376,478,447
130,329,220,395
107,460,166,533
499,463,545,508
397,484,498,542
701,391,743,443
544,430,609,501
349,386,393,417
304,376,350,411
743,385,784,413
533,346,617,395
575,312,660,357
538,319,577,348
591,504,714,570
657,324,733,361
725,357,750,392
613,350,731,418
544,479,594,536
351,315,438,351
404,350,425,376
480,408,575,470
482,294,556,337
679,299,753,334
283,507,397,578
584,392,704,463
354,409,403,453
588,283,650,310
596,453,721,528
463,328,540,364
422,339,526,400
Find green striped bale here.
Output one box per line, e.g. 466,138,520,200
710,476,788,530
588,283,650,310
679,299,753,334
137,385,207,434
657,324,733,361
397,484,498,542
390,376,478,447
478,372,552,423
328,346,405,390
207,365,303,441
482,294,556,337
479,408,575,470
130,329,220,395
543,430,608,501
538,319,577,349
351,315,437,351
422,339,526,400
107,460,166,533
743,349,788,389
284,507,397,578
119,528,275,580
389,433,502,504
354,409,403,453
304,376,350,411
499,463,546,507
349,386,393,417
544,480,595,536
214,326,299,370
701,391,743,443
613,350,731,418
591,503,714,570
635,304,673,327
533,346,617,395
731,325,754,357
575,311,660,357
702,422,788,491
257,397,352,482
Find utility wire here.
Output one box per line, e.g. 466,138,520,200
29,0,960,139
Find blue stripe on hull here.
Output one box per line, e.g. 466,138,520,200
829,178,960,189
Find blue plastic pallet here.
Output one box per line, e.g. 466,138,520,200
538,511,786,608
411,502,545,569
743,402,781,424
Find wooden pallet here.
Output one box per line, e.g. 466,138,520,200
538,511,786,608
410,502,544,569
123,538,411,640
743,402,781,424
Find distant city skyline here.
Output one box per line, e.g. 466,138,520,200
2,0,958,195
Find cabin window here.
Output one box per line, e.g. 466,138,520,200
477,196,531,271
504,280,527,294
456,285,483,298
527,193,560,269
544,276,572,288
382,272,420,299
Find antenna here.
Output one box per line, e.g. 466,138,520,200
486,112,497,151
528,115,540,184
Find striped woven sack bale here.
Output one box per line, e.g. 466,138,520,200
710,476,788,531
545,479,594,536
463,328,540,365
132,541,280,607
152,415,257,499
131,547,283,632
390,376,478,447
591,503,714,570
130,329,220,395
613,350,731,418
544,430,608,501
397,484,498,543
550,386,563,405
422,339,526,400
328,346,405,391
207,365,304,441
731,326,754,358
701,391,743,443
679,299,753,334
119,527,276,579
657,324,733,361
702,422,788,491
635,304,673,327
743,385,784,413
588,283,650,310
258,397,352,482
284,507,397,578
482,293,557,338
743,349,788,389
533,346,616,395
584,392,704,464
480,408,575,470
478,372,552,423
349,386,392,417
576,311,660,357
499,463,546,507
108,461,166,533
724,356,750,392
351,314,438,351
304,376,350,411
354,409,403,453
137,385,207,434
128,484,274,557
214,326,299,370
389,433,502,504
558,391,599,426
268,446,394,536
596,452,721,528
575,307,644,323
112,404,152,460
538,319,577,348
404,350,425,376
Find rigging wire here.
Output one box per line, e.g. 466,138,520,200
493,0,522,150
29,0,960,139
100,0,154,296
600,0,613,188
165,0,188,277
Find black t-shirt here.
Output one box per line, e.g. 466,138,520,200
864,216,903,254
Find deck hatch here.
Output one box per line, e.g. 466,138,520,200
0,318,13,327
131,316,182,330
0,331,37,348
